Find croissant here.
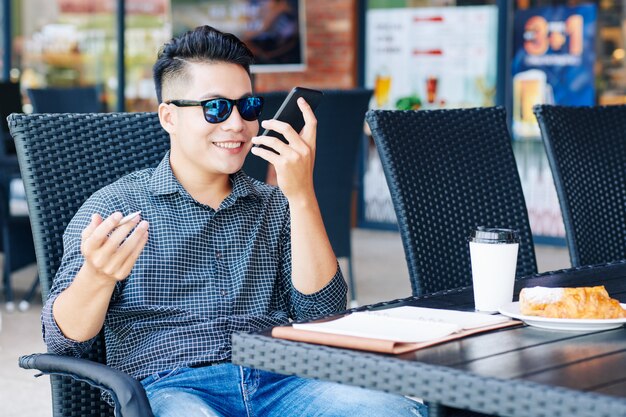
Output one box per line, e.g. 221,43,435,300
519,286,626,319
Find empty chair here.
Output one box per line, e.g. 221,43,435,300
315,88,373,306
534,104,626,266
366,107,537,296
9,112,168,417
0,81,37,311
0,81,23,151
0,157,38,311
27,86,102,113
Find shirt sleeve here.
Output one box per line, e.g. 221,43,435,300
41,192,123,357
277,206,348,321
289,264,347,320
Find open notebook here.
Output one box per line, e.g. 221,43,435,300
272,306,522,354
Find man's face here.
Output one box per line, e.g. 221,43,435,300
163,61,259,178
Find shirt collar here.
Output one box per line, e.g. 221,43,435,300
149,151,179,196
149,151,261,200
231,169,261,200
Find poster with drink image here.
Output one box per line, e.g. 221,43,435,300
509,5,596,242
361,5,498,228
512,4,596,139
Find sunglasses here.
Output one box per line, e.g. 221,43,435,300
166,96,264,124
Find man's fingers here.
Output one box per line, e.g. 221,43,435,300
82,212,122,254
82,212,145,274
85,212,123,247
297,97,318,146
117,221,149,257
94,221,149,280
118,226,149,277
261,118,292,137
81,213,102,241
260,119,307,151
251,134,292,156
103,214,143,252
249,145,280,165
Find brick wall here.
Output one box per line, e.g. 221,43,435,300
254,0,358,92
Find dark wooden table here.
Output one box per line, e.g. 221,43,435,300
232,261,626,417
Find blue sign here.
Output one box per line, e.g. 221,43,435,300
512,5,596,138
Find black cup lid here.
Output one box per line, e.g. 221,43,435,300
469,226,519,243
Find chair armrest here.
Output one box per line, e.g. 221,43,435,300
19,353,154,417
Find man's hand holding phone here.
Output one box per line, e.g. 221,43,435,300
250,87,338,295
250,87,323,201
251,96,318,201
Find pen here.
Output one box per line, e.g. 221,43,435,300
119,211,141,226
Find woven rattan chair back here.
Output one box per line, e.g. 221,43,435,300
366,107,537,296
534,104,626,267
8,112,169,417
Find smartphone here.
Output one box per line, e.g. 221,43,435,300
257,87,324,152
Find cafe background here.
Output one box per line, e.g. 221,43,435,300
362,0,616,247
0,0,624,245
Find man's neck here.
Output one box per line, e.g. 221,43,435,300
170,162,232,210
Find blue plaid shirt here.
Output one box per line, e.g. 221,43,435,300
42,152,347,381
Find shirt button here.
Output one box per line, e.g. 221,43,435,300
215,251,222,259
220,289,227,297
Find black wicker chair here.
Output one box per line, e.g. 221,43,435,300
366,107,537,296
534,105,626,267
314,88,373,306
0,81,38,311
0,153,38,311
8,113,169,417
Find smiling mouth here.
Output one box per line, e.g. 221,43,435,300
213,141,243,149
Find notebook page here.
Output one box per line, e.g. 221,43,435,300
367,306,511,330
293,312,461,343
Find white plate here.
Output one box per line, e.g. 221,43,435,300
498,302,626,331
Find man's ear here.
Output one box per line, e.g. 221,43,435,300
158,102,176,135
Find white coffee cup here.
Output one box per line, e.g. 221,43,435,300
469,227,520,312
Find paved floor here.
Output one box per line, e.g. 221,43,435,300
0,229,571,417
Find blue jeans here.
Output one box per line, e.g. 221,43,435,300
141,363,428,417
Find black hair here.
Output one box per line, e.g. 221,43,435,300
153,25,254,103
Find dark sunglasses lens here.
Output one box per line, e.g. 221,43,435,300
203,99,233,123
239,97,264,121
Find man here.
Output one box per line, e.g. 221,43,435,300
42,25,427,417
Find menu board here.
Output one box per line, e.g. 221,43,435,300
362,5,498,227
366,6,497,111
